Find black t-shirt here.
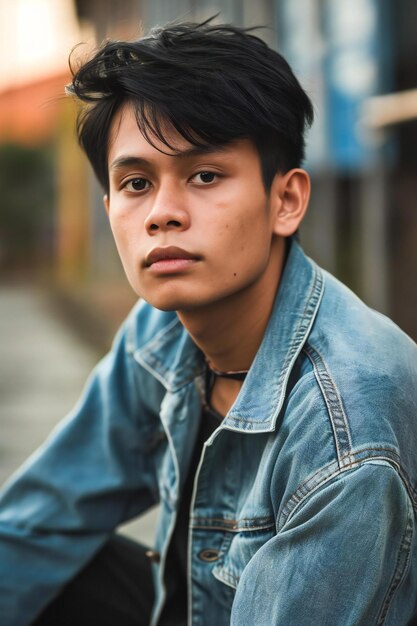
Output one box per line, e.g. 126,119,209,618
158,403,222,625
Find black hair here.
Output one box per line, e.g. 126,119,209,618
67,18,314,193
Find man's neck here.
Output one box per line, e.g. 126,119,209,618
177,237,287,373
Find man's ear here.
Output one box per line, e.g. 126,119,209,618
103,194,110,215
270,168,310,237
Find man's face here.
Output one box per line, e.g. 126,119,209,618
105,104,282,312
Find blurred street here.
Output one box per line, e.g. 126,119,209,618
0,283,157,545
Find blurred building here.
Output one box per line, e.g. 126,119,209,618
0,0,92,279
0,0,82,145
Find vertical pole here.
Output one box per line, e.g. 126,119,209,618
359,167,388,313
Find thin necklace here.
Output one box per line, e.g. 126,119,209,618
205,359,249,381
203,360,249,418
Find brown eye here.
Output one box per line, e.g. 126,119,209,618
196,172,216,183
126,178,149,191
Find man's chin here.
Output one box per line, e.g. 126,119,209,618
126,282,187,311
152,302,181,312
139,294,191,312
143,294,208,313
132,280,218,312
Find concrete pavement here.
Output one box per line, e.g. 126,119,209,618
0,283,157,545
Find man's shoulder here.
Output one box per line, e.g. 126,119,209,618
272,263,417,513
298,266,417,470
312,267,417,380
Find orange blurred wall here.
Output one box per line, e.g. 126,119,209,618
0,71,69,145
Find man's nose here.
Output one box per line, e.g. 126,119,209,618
144,185,190,235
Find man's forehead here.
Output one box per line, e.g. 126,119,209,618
108,104,236,165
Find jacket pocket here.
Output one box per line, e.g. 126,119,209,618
213,518,275,590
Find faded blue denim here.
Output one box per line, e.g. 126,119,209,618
1,240,417,625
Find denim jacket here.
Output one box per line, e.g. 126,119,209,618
1,240,417,626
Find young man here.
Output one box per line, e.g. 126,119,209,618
1,19,417,626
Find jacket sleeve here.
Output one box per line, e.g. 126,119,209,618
0,312,160,625
231,462,415,626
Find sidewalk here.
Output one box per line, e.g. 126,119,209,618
0,283,157,545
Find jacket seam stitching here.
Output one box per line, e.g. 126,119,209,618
278,455,410,530
191,521,275,532
341,447,417,510
303,344,353,468
376,496,413,625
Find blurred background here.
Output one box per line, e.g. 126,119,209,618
0,0,416,540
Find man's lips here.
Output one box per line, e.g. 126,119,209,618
144,246,201,267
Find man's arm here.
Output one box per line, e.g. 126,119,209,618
231,462,415,625
0,312,159,625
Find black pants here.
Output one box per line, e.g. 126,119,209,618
30,534,417,626
33,535,155,626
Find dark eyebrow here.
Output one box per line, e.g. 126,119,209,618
176,144,229,159
110,156,149,171
110,145,229,171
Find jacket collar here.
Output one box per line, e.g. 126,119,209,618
134,240,324,432
226,241,324,432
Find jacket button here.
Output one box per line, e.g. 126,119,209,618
145,550,161,563
198,549,220,562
